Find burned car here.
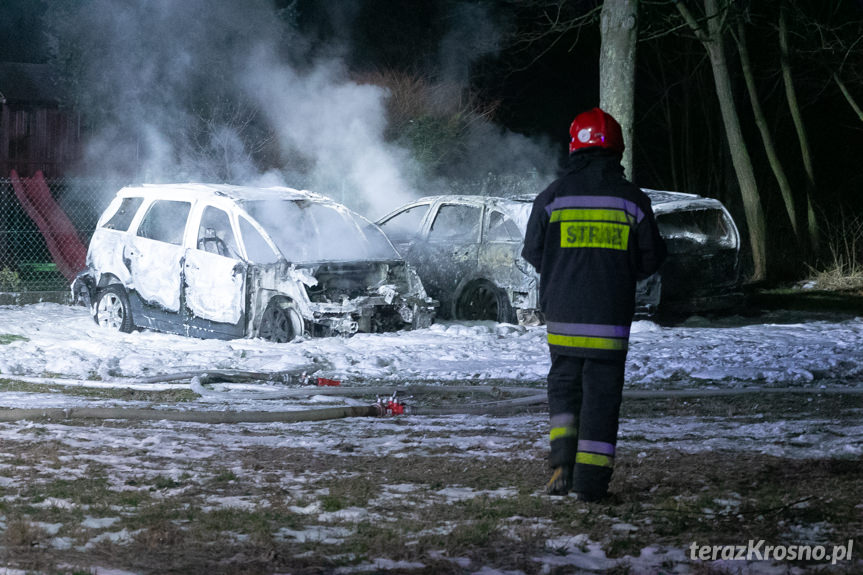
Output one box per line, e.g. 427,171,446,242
375,190,741,324
72,183,436,341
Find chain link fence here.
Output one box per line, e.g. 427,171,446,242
0,175,126,293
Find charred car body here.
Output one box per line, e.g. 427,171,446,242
73,183,436,341
376,190,741,324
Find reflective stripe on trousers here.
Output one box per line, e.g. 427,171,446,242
546,321,630,353
547,353,626,495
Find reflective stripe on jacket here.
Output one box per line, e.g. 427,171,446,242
522,150,667,359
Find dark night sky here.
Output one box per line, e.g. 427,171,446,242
0,0,48,63
274,0,602,142
282,0,863,209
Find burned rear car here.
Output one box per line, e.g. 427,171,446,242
641,189,741,313
376,190,740,324
72,184,436,342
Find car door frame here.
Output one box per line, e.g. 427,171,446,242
415,199,484,317
376,200,435,256
182,200,248,340
125,197,192,334
475,205,533,292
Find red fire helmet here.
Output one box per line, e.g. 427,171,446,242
569,107,624,155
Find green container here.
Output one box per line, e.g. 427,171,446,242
18,262,68,291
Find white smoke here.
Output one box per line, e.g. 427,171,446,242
438,2,504,87
431,2,557,195
242,48,418,218
49,0,556,221
47,0,282,183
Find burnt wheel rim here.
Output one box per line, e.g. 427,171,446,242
260,306,294,343
97,293,126,330
461,284,499,321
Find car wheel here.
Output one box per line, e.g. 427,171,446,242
94,284,134,333
456,280,517,324
259,300,303,343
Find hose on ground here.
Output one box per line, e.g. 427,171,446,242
0,386,860,423
0,405,383,424
0,392,549,423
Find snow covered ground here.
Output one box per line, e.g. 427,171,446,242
1,303,862,393
1,303,862,574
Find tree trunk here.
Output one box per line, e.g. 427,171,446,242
736,19,799,240
779,2,820,254
676,0,768,280
599,0,638,179
834,72,863,122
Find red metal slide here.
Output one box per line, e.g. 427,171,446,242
10,170,87,282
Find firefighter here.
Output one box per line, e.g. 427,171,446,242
522,107,667,500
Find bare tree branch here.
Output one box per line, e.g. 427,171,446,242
735,17,799,240
779,1,820,252
673,0,710,43
834,72,863,122
676,0,768,280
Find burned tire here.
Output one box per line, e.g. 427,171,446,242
94,284,134,333
259,300,303,343
455,280,517,324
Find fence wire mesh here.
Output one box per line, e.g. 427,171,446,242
0,176,127,292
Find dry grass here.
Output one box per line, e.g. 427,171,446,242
3,517,49,548
806,266,863,292
0,393,861,573
807,213,863,293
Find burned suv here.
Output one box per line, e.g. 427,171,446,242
73,183,436,341
376,190,741,324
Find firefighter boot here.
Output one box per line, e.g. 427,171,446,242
571,489,609,503
546,464,573,496
547,418,577,496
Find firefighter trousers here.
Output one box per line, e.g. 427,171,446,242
547,352,626,497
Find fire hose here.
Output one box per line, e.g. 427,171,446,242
1,369,861,424
0,390,547,423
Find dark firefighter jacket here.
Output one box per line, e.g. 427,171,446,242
522,149,667,360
